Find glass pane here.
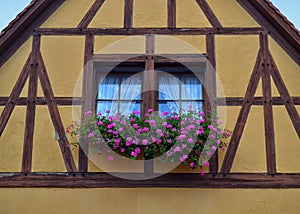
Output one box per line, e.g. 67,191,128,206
159,101,180,114
181,75,202,100
158,75,180,100
181,101,202,112
98,74,119,99
97,101,112,115
120,101,140,116
120,74,142,100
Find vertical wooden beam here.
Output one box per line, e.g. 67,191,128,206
77,0,105,29
206,33,218,174
195,0,223,28
220,50,263,174
37,51,77,172
21,35,40,173
79,34,95,172
124,0,133,28
260,33,276,174
269,53,300,139
168,0,176,28
0,55,31,137
144,34,155,174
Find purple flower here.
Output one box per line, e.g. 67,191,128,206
135,147,141,154
121,148,125,153
142,139,148,145
181,144,187,149
143,127,149,132
97,112,102,116
151,137,157,142
177,135,186,140
216,139,221,145
132,110,140,115
145,113,150,117
161,111,169,116
108,156,114,161
204,162,209,167
130,118,136,122
211,146,217,151
187,138,193,143
137,129,143,133
156,129,162,135
206,151,212,156
88,131,95,138
118,128,124,132
156,139,162,144
133,124,139,129
85,111,92,116
167,139,172,143
131,151,137,157
162,122,168,126
126,141,132,146
126,137,132,141
174,115,179,120
106,110,110,114
174,147,181,152
148,109,154,113
189,162,195,168
208,125,213,129
201,170,205,176
167,124,173,129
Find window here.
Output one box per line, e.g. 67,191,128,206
95,56,205,115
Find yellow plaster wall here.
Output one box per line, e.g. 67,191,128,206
0,0,300,213
1,188,300,214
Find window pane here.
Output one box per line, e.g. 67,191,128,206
98,74,119,99
159,101,180,114
158,75,180,100
120,74,142,100
120,101,141,116
181,75,202,100
181,101,202,112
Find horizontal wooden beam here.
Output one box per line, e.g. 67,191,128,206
35,27,265,36
216,97,300,106
0,97,82,106
1,97,300,106
1,172,300,188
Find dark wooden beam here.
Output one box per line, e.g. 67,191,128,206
206,33,218,174
0,97,82,106
195,0,222,28
143,35,155,173
2,172,300,188
124,0,133,28
77,0,105,29
216,97,300,106
36,27,264,36
79,34,95,172
220,50,263,174
1,96,300,107
0,54,31,137
37,51,77,172
260,33,276,174
168,0,176,28
21,35,40,173
269,52,300,139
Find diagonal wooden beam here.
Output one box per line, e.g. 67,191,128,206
79,34,95,172
168,0,176,28
195,0,223,28
260,33,276,174
220,49,263,174
21,35,40,173
77,0,105,29
0,54,31,137
37,51,77,172
124,0,133,28
269,52,300,139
